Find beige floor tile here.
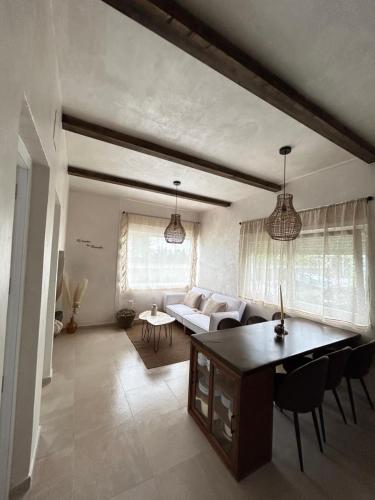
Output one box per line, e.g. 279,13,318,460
74,390,134,436
42,373,74,399
73,358,118,380
40,388,75,425
117,365,166,392
29,448,74,496
74,422,152,498
72,479,101,500
125,382,180,418
74,370,123,402
24,477,73,500
155,454,218,500
37,413,75,459
113,350,143,370
150,360,190,381
109,478,161,500
137,407,209,475
165,375,189,407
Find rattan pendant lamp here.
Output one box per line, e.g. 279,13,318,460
265,146,302,241
164,180,186,244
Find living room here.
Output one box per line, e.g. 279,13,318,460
1,1,375,500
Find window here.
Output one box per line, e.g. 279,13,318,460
117,213,198,291
238,199,370,331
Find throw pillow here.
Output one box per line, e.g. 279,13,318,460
184,290,202,308
202,297,227,316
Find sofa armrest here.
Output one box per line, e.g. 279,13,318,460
163,292,186,310
209,311,240,331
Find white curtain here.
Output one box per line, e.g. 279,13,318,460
116,212,199,297
239,198,370,331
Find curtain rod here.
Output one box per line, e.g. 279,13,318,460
239,196,373,225
121,210,199,224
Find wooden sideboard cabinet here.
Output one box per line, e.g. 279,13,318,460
188,338,274,480
188,320,359,480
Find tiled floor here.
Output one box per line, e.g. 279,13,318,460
18,325,375,499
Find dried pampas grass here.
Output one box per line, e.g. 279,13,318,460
73,278,88,309
62,272,72,308
63,274,89,315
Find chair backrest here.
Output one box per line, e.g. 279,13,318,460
272,311,291,321
275,357,329,413
345,340,375,379
246,315,267,325
325,346,352,390
217,318,242,330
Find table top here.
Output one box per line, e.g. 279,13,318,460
146,314,175,326
139,310,169,320
192,318,361,375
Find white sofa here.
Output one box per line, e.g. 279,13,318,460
163,287,246,334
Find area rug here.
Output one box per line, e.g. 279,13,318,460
126,321,191,369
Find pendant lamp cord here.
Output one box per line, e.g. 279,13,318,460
283,154,286,200
175,184,178,214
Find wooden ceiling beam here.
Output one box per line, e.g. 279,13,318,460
68,165,232,207
101,0,375,164
62,114,281,192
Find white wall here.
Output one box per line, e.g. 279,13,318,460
65,189,200,325
0,0,69,489
198,160,375,330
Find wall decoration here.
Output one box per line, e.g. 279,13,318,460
86,244,103,249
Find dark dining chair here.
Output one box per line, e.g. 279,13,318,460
274,356,329,472
272,311,291,321
217,318,242,330
283,347,352,438
344,340,375,424
246,315,267,325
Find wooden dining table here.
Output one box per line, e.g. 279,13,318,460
188,317,360,479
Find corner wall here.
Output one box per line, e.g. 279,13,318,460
198,160,375,329
65,189,200,325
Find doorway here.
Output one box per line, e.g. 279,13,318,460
0,141,31,498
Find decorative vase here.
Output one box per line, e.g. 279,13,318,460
151,304,158,316
66,315,77,334
274,320,288,341
116,308,136,329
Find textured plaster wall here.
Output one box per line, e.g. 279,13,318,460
65,189,199,326
0,0,69,487
198,160,375,330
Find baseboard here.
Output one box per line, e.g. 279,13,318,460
9,476,31,498
9,424,40,497
29,424,40,478
42,375,52,386
71,321,117,329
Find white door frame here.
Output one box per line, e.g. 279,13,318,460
0,139,31,498
43,197,61,383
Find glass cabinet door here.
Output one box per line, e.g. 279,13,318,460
193,351,211,424
212,365,236,456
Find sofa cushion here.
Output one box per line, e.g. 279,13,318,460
183,290,202,308
166,304,195,322
183,313,210,333
211,293,242,313
202,298,227,316
190,287,212,311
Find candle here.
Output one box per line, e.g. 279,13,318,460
280,285,284,321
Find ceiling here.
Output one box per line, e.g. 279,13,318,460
53,0,374,212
